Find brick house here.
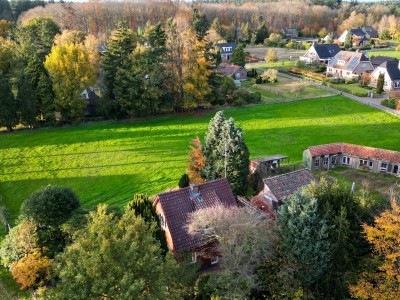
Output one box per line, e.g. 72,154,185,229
217,63,248,81
251,169,315,215
326,50,373,80
153,178,237,264
303,143,400,176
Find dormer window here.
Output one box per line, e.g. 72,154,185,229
338,60,346,66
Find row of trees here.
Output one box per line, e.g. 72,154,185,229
0,10,260,129
17,1,400,43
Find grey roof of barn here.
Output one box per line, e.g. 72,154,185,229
252,155,288,163
153,178,237,253
313,44,341,59
263,169,315,202
216,42,237,54
380,60,400,81
371,56,398,69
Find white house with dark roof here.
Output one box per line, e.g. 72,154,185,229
300,43,341,64
370,59,400,91
216,42,237,62
370,56,398,69
326,50,373,80
338,28,369,46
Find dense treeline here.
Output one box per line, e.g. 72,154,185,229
0,5,260,129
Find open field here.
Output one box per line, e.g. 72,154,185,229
246,46,304,62
367,49,400,59
243,76,334,102
1,96,400,223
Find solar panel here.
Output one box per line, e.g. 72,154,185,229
347,56,359,70
329,54,340,67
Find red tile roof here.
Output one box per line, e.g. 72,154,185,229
217,63,244,75
154,178,237,253
264,169,315,202
308,143,400,163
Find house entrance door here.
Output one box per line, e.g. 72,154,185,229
393,165,399,174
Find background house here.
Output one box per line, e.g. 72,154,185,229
216,42,237,62
153,178,237,264
338,28,369,46
81,88,99,117
370,60,400,91
326,50,373,80
370,56,398,69
281,28,298,39
217,63,248,81
299,43,341,64
303,143,400,176
361,26,378,39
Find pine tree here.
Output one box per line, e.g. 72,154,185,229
0,75,17,130
255,22,269,44
16,73,37,128
192,8,210,41
231,44,246,67
211,18,221,35
178,174,190,188
377,73,384,94
203,111,250,195
101,22,136,117
279,191,332,288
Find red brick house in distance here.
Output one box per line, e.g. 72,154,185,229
153,178,237,264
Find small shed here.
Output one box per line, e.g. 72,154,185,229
250,155,288,176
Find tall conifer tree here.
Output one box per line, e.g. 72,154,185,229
0,75,17,130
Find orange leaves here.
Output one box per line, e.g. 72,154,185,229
350,198,400,299
11,250,53,290
187,137,205,183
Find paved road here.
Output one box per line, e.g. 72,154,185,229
278,72,400,116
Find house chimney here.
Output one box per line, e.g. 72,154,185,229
190,184,199,195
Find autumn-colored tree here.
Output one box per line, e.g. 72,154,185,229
0,19,11,37
182,31,212,109
265,48,278,63
187,137,205,183
350,197,400,300
44,43,97,121
11,250,53,290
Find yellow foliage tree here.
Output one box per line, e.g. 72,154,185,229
350,198,400,300
44,43,97,121
265,48,278,63
182,32,212,109
11,250,53,290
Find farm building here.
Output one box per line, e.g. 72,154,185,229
216,42,237,62
251,169,315,215
326,50,373,80
303,143,400,176
153,178,237,264
369,59,400,91
299,43,341,64
217,63,247,81
250,155,288,176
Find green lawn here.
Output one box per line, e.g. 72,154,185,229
243,77,334,102
367,49,400,59
1,96,400,223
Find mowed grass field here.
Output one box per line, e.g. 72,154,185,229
1,96,400,222
367,49,400,59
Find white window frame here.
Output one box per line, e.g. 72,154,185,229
191,252,197,264
342,156,350,165
315,157,320,167
369,161,373,168
360,159,368,166
331,156,337,165
211,256,219,265
323,156,329,167
381,162,388,171
159,214,166,231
